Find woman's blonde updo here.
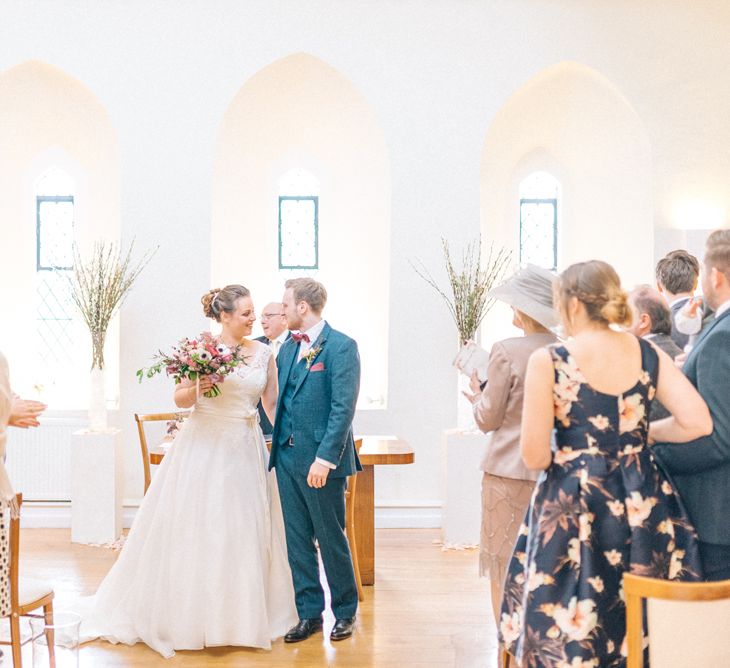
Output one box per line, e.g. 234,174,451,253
201,284,250,322
555,260,632,328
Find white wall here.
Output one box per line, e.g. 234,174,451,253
0,60,120,406
212,53,390,408
1,1,730,524
479,62,654,346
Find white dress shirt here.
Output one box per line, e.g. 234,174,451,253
297,319,326,360
269,330,289,357
294,320,335,470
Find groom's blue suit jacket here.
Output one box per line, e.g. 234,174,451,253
654,307,730,545
269,322,362,478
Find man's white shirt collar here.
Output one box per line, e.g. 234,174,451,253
300,319,326,347
669,295,692,308
715,300,730,319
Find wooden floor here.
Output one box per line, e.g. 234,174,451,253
17,528,497,667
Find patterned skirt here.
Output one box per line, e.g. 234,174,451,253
480,472,535,586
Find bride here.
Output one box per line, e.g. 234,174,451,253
83,284,297,658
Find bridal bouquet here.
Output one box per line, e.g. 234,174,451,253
136,332,246,398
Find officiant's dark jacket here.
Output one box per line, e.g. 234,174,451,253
654,307,730,546
269,322,362,478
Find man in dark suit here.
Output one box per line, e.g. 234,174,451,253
628,285,682,420
254,302,289,436
652,229,730,581
270,278,361,643
655,249,700,349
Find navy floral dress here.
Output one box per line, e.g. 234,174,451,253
499,338,702,668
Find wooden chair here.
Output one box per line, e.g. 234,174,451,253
624,573,730,668
0,493,55,667
345,439,364,602
134,412,190,494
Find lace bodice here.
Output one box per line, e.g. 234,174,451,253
194,342,271,420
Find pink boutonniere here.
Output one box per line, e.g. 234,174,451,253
303,346,323,369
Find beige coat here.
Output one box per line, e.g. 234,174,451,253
0,353,16,504
473,333,557,481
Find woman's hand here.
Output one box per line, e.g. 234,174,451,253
685,297,703,319
197,376,215,394
174,375,215,408
461,370,483,404
9,397,46,428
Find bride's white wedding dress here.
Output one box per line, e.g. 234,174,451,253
81,342,297,658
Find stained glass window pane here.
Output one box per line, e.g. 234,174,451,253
34,169,78,400
520,200,557,270
37,197,74,269
35,270,76,366
279,196,318,269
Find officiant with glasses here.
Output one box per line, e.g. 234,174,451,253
462,264,558,625
255,302,291,436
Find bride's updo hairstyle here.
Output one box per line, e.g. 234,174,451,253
201,284,250,322
555,260,632,328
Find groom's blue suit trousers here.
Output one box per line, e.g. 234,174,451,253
275,450,359,620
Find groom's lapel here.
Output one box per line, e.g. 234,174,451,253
292,322,330,398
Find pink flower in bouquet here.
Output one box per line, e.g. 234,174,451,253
137,332,247,398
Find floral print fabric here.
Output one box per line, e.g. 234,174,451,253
500,338,702,667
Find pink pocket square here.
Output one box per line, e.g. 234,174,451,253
309,362,325,372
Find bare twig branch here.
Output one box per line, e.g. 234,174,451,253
411,238,511,343
68,240,158,369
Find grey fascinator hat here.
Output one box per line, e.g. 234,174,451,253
486,264,559,329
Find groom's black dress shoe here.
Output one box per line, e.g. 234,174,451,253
330,617,356,641
284,617,323,643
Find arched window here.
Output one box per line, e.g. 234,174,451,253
34,167,77,400
519,171,559,270
278,169,319,270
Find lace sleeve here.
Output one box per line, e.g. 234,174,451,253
252,342,273,370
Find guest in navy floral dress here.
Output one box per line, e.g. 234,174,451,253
500,261,713,668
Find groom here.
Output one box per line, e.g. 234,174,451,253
270,277,362,642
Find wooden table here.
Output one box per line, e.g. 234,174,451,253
149,434,415,586
355,435,415,585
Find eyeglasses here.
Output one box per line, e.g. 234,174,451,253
261,313,284,320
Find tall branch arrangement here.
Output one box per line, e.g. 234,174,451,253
412,238,511,343
69,241,157,370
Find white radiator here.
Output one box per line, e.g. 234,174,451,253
5,416,84,502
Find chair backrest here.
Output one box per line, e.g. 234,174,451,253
134,412,190,493
7,493,22,616
624,573,730,668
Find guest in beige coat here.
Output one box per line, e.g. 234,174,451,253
463,265,558,622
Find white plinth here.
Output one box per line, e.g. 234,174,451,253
441,428,485,546
71,428,123,544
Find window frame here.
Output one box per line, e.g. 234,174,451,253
278,194,319,270
36,194,75,271
519,196,558,271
